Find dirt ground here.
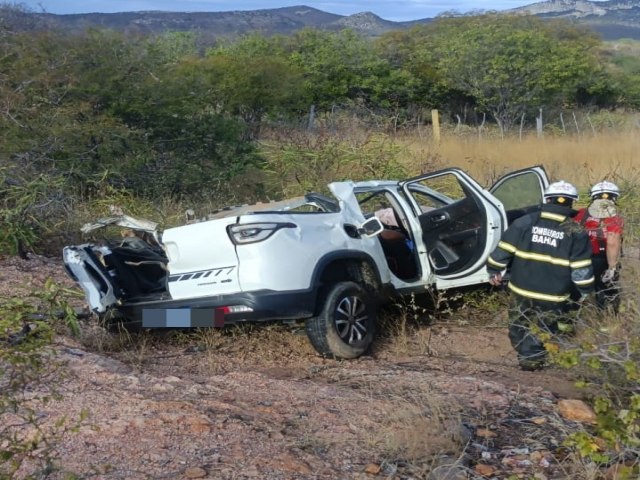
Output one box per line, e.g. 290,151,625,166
1,255,626,480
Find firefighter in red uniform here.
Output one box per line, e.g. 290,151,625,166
574,181,624,312
486,181,594,371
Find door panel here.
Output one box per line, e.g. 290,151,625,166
398,166,548,289
401,169,500,283
418,185,485,275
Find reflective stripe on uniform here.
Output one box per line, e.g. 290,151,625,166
508,283,570,302
488,256,508,268
540,212,566,222
497,240,516,253
570,259,592,268
574,276,595,286
514,250,570,266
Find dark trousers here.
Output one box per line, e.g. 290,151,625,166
591,254,621,313
508,296,565,366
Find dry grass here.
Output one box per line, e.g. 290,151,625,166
326,373,468,477
375,294,435,357
400,131,640,191
397,129,640,245
370,392,464,463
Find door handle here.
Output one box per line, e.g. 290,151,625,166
430,214,447,224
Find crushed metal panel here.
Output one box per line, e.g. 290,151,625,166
80,215,159,234
328,181,366,222
203,197,312,220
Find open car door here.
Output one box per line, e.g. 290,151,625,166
489,166,549,226
400,168,503,289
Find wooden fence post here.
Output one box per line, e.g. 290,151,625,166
536,108,543,137
431,109,441,144
307,104,315,131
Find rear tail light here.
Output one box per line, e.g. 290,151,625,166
227,222,296,245
217,305,253,314
214,305,254,326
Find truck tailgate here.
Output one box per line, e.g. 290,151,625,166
162,217,240,300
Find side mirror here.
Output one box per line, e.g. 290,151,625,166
359,217,384,238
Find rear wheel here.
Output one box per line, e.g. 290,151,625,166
306,281,377,359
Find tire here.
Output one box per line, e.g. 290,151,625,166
306,281,377,359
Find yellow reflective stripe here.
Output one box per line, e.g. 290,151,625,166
498,240,516,253
488,257,508,268
570,259,592,268
508,283,570,302
540,212,566,222
575,276,595,286
514,250,570,267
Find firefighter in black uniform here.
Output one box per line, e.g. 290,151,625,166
486,181,595,371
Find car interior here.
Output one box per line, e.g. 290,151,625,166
356,190,419,281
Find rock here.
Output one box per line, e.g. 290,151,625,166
241,466,260,477
557,399,597,424
501,456,532,468
530,450,551,468
476,428,497,438
427,456,468,480
474,463,497,476
427,466,467,480
184,467,207,478
258,452,313,475
152,382,175,392
458,423,474,444
184,415,212,434
364,463,381,474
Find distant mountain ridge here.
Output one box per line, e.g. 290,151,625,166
511,0,640,38
3,1,640,40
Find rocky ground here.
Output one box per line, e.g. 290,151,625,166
1,254,631,480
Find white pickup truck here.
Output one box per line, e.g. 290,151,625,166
64,166,549,359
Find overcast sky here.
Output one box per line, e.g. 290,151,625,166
15,1,563,22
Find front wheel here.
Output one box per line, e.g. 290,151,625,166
306,281,377,359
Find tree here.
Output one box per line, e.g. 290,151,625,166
424,15,603,132
602,41,640,109
203,53,308,135
284,28,391,111
374,27,471,125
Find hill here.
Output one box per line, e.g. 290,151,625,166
2,1,640,41
0,5,428,39
512,0,640,39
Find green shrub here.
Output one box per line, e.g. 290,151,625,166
260,131,409,198
543,298,640,467
0,279,83,478
0,169,69,256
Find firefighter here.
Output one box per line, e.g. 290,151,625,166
574,181,624,313
487,181,595,371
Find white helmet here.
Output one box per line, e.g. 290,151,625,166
590,181,620,201
544,180,578,203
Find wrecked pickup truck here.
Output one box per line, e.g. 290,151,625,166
63,166,549,359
